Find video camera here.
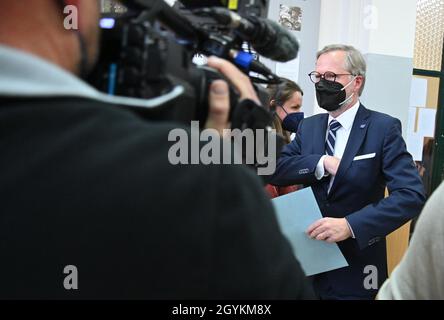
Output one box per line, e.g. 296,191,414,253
89,0,299,127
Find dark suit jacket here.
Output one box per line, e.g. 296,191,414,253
269,104,426,299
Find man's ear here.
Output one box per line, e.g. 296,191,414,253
355,75,364,93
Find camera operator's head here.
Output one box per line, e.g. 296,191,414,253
0,0,101,76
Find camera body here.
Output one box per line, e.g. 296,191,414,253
178,0,268,18
89,15,207,123
89,0,272,126
88,0,286,174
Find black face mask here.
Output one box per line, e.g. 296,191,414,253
315,78,355,112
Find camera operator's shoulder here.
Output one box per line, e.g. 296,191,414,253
5,96,267,204
73,99,265,191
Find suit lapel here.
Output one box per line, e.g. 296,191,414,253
313,114,329,154
328,104,371,197
312,114,329,194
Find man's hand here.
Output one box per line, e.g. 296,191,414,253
307,217,351,243
324,156,341,176
207,56,261,104
204,56,261,135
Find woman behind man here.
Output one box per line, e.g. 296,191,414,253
265,78,304,198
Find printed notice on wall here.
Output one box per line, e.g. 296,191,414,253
406,106,436,161
417,108,436,137
279,4,302,31
407,132,424,161
409,77,427,108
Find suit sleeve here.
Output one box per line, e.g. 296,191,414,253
268,120,324,186
346,119,426,250
209,165,316,299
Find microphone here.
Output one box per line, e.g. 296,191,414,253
126,0,202,41
195,7,299,62
240,15,299,62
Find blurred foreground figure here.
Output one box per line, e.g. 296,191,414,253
0,0,314,299
378,181,444,300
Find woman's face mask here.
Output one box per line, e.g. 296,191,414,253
280,107,304,133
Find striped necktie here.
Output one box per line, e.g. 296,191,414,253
325,120,342,156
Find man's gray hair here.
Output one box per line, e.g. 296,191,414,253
317,44,366,96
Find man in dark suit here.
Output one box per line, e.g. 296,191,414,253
269,44,426,299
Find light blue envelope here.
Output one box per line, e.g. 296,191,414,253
271,187,348,276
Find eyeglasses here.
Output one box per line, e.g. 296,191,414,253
308,71,354,84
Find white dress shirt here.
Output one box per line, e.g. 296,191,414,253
315,100,361,187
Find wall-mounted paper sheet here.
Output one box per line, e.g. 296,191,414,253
407,132,424,161
409,77,427,108
417,108,436,137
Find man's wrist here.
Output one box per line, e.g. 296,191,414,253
315,155,328,180
345,218,356,239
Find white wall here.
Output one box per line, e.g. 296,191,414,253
368,0,417,58
318,0,416,56
314,0,417,136
318,0,371,53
